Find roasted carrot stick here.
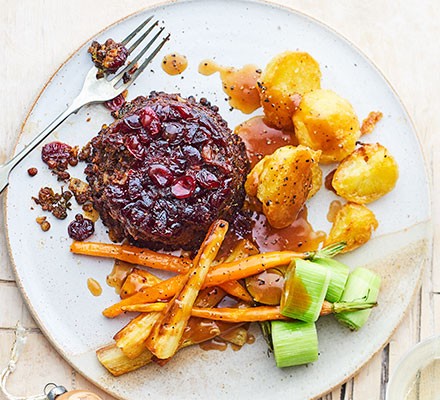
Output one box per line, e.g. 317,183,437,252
120,287,229,313
194,286,226,308
104,274,187,317
120,268,163,299
70,241,191,274
121,241,255,302
190,301,377,323
218,280,253,303
103,250,305,318
205,251,303,286
191,306,288,322
217,239,259,303
121,303,167,313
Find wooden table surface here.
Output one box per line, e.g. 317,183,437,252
0,1,438,399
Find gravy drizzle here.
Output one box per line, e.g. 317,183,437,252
161,52,188,75
87,278,102,297
235,116,297,168
199,59,262,114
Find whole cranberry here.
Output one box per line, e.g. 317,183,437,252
140,107,161,135
125,135,145,159
104,93,126,112
41,142,72,165
68,214,94,241
196,169,220,189
171,176,196,199
148,164,174,187
123,114,142,130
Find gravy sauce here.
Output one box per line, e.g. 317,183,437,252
199,59,261,114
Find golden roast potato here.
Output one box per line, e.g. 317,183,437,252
332,143,399,204
309,161,322,199
324,202,378,253
293,89,361,163
258,51,321,130
245,145,321,229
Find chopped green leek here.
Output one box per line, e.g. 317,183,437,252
336,267,381,330
314,258,350,302
280,259,330,322
271,320,318,368
307,241,346,260
259,321,273,350
331,300,377,314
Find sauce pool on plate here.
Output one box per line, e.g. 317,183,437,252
106,260,134,294
162,53,188,75
251,207,326,253
199,59,262,114
87,278,102,297
327,200,342,223
235,115,297,168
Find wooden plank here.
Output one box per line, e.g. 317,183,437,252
0,282,37,329
431,143,440,293
0,202,15,281
0,330,72,397
73,371,116,399
420,259,435,341
351,351,382,400
434,294,440,335
388,291,421,374
319,379,352,400
320,385,344,400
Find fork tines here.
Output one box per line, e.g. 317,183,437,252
113,16,170,88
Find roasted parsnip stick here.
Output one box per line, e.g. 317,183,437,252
96,344,153,377
114,312,162,359
145,220,229,359
97,319,244,376
115,286,226,362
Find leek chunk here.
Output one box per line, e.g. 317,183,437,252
314,257,350,302
271,320,318,368
280,259,330,322
336,267,381,330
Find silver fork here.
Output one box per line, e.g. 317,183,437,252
0,16,170,194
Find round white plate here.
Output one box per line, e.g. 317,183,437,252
6,1,431,399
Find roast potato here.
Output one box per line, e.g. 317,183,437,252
258,51,321,130
245,145,321,229
293,89,361,163
309,162,323,199
324,202,378,253
332,143,399,204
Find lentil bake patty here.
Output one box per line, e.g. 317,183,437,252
85,92,249,250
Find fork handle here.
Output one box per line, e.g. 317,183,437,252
0,96,86,195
